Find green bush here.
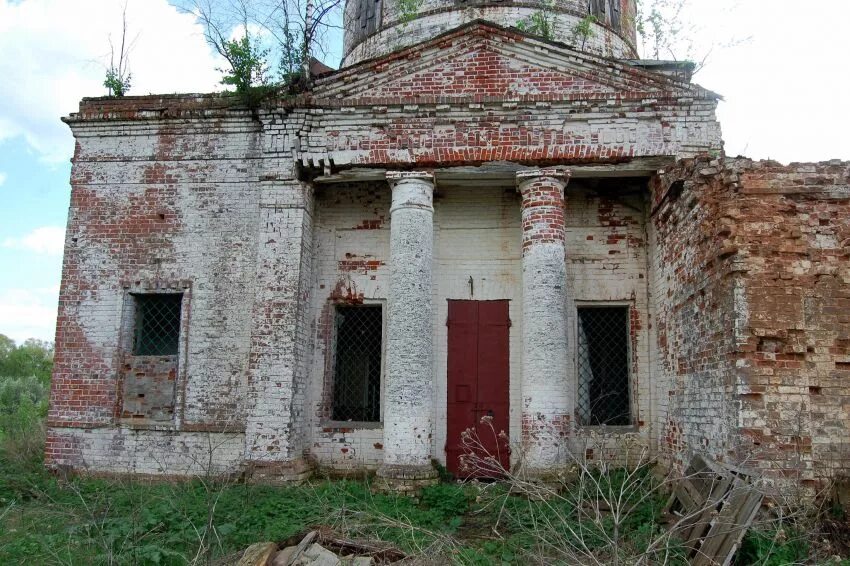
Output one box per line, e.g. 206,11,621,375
0,334,54,382
736,527,810,565
0,378,50,503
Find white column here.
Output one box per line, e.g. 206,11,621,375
376,171,438,491
244,181,314,483
517,168,572,477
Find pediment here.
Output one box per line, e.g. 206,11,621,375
312,21,716,103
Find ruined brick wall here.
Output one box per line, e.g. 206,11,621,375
651,158,850,486
732,160,850,485
48,21,723,479
649,159,744,472
565,182,652,453
307,183,391,472
47,96,263,474
310,24,722,170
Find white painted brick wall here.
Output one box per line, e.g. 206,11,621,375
343,0,638,65
306,179,654,471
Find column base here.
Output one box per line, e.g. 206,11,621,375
374,463,438,494
244,459,313,485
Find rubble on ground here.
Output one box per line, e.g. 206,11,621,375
236,529,406,566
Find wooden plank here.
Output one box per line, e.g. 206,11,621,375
666,456,764,566
696,485,750,564
685,475,733,559
721,490,763,566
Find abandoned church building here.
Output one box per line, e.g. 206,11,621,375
46,0,850,491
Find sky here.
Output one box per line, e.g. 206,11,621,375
0,0,848,345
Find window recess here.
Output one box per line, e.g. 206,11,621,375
577,306,632,426
331,305,383,422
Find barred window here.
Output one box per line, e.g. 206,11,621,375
133,294,183,356
577,306,631,426
332,305,383,422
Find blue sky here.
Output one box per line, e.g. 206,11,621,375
0,0,848,345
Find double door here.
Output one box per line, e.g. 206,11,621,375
445,300,510,477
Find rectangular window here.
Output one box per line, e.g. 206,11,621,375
577,306,631,426
133,293,183,356
332,305,383,422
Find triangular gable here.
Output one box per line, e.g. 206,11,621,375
312,21,718,103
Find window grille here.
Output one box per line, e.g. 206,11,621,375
332,305,382,422
577,306,631,426
133,294,183,356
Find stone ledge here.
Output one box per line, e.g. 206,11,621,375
244,459,313,485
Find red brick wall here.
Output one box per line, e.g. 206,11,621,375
47,110,265,471
652,157,850,486
650,158,744,472
733,160,850,485
48,184,181,429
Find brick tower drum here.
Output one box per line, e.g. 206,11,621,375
342,0,638,65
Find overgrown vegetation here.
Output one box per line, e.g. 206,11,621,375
396,0,422,25
103,2,135,96
1,333,846,564
173,0,343,106
516,0,556,41
217,34,271,93
571,14,597,50
0,334,51,464
636,0,749,74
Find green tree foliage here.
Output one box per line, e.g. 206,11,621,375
103,68,132,97
175,0,343,97
0,335,53,383
570,14,597,50
0,335,52,472
218,33,270,93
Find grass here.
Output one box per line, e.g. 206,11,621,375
0,420,843,565
0,462,464,564
0,448,679,565
4,451,837,565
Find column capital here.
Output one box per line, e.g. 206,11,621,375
516,167,571,186
388,171,434,214
386,171,435,186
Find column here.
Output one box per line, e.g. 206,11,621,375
244,180,314,483
517,168,572,479
376,171,438,492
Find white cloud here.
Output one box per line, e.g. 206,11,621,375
0,172,6,187
0,286,60,344
3,226,66,255
0,0,223,163
678,0,850,164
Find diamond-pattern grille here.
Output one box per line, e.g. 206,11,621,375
577,306,631,426
332,306,382,422
133,294,183,356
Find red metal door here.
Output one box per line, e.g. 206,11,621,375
446,300,510,477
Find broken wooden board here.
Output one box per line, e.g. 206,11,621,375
665,455,764,566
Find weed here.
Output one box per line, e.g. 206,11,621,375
736,527,810,566
516,1,556,41
397,0,422,25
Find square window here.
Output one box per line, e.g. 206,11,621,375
577,306,631,426
331,305,383,422
132,294,183,356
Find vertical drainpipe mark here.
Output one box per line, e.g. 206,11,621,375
468,276,474,298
